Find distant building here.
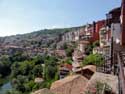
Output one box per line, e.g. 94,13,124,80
72,62,81,72
92,20,106,42
93,46,111,56
78,40,90,53
72,50,84,72
106,7,121,44
93,47,103,54
99,27,111,47
54,50,67,58
74,65,96,80
111,23,121,44
59,64,72,79
72,50,84,63
81,24,93,42
121,0,125,46
62,28,81,42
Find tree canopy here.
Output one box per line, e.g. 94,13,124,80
82,54,104,66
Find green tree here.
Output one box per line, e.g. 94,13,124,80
63,43,68,50
85,44,93,55
10,55,58,92
43,56,58,81
32,56,44,65
32,65,43,77
24,80,36,92
93,40,99,48
44,65,58,80
65,48,74,57
0,55,11,77
6,90,22,94
9,51,28,62
65,58,72,65
11,62,20,77
82,54,104,66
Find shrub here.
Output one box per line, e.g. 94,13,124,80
82,54,104,66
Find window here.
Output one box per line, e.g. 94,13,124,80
106,14,112,19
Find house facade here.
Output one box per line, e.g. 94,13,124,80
121,0,125,46
92,20,106,42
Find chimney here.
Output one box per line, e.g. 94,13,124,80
121,0,125,46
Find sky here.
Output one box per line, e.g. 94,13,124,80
0,0,121,36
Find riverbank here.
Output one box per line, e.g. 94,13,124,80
0,77,9,86
0,76,12,94
0,81,12,94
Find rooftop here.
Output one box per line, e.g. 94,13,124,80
51,75,88,94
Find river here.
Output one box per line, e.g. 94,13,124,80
0,81,12,94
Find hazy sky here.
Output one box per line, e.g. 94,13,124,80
0,0,121,36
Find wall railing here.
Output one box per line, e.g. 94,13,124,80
117,52,125,94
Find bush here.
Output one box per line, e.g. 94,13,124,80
5,90,22,94
65,48,74,57
24,80,36,92
65,58,72,65
82,54,104,66
32,65,43,77
85,44,93,55
93,40,99,48
10,55,59,92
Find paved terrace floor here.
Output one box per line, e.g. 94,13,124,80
113,43,125,94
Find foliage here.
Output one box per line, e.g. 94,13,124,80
63,42,68,50
0,55,11,77
32,65,43,77
64,58,72,65
9,51,29,62
82,54,104,66
32,56,44,65
0,26,84,93
24,80,36,92
5,90,23,94
85,44,93,55
0,78,5,86
11,56,44,78
44,65,58,80
10,55,59,93
65,48,74,57
62,42,77,57
44,56,59,81
85,41,99,55
93,40,99,48
10,56,45,93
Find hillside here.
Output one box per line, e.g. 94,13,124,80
0,26,83,48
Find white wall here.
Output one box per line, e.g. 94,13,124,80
111,23,121,44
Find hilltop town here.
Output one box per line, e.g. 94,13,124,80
0,0,125,94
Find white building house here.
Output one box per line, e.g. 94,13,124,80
111,23,121,44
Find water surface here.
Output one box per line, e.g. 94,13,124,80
0,82,12,94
